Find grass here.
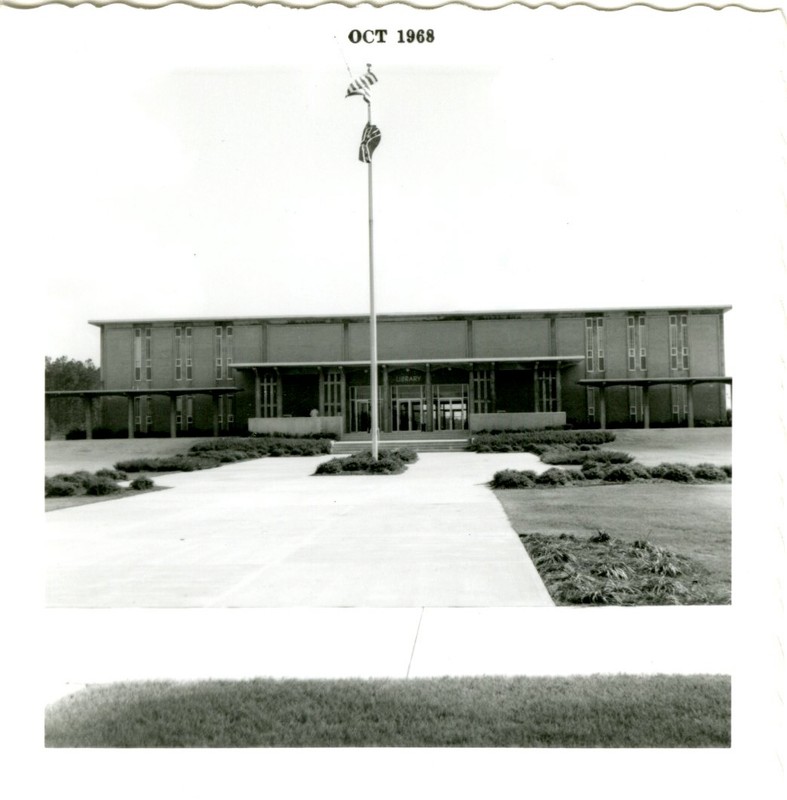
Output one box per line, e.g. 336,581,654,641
45,674,730,748
496,483,730,603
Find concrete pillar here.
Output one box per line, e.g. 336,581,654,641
318,368,325,417
254,368,261,418
642,385,650,429
83,396,93,440
127,396,135,438
425,364,433,432
212,394,220,437
467,369,475,430
275,369,283,418
169,395,177,438
687,383,695,428
339,368,347,436
45,396,51,441
381,366,389,433
598,386,607,430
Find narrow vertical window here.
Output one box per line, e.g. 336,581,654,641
585,317,605,373
134,328,142,381
669,313,689,371
215,326,223,380
639,316,647,370
144,328,152,381
185,327,193,380
225,326,233,378
627,317,636,371
174,327,182,381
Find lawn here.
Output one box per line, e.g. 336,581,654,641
496,483,731,602
45,674,730,748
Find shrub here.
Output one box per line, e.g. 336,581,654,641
490,469,537,489
51,471,95,488
85,477,121,496
45,478,79,497
95,468,128,481
535,468,573,487
721,465,732,478
469,430,615,453
582,450,634,466
650,463,696,483
692,463,728,482
581,464,608,481
602,464,651,483
314,449,417,476
130,476,155,491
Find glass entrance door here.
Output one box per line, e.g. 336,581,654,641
432,383,468,431
390,385,425,432
393,398,424,432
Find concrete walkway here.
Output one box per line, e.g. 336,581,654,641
47,453,554,608
44,606,733,704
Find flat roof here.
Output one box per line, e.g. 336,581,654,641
88,305,732,326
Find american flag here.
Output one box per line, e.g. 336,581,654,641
346,66,378,104
358,123,381,163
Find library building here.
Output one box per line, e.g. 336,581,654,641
45,307,731,441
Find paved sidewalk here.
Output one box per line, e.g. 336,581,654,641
47,453,554,608
44,606,733,704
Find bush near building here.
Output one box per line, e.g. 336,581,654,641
491,461,730,489
469,430,616,453
114,436,332,473
315,449,418,476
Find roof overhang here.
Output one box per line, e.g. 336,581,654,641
45,387,241,398
232,356,585,370
579,376,732,387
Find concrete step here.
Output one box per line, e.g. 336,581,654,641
331,439,469,454
341,430,467,441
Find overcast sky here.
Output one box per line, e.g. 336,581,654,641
3,5,783,370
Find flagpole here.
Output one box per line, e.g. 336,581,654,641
367,96,379,461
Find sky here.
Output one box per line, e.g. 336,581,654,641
1,4,782,369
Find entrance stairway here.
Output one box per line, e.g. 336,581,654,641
331,430,470,454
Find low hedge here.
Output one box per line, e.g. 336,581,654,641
540,447,633,466
130,476,155,491
469,430,616,453
315,448,418,476
492,461,731,489
114,437,332,474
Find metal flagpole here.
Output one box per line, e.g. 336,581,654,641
367,97,379,461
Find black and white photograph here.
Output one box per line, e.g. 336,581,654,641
1,0,784,795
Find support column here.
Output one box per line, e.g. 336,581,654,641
275,369,283,418
533,363,539,412
598,386,607,430
254,368,261,418
686,383,695,428
45,396,51,441
169,395,177,438
425,364,433,432
212,394,220,437
381,366,389,433
127,396,135,438
642,384,650,429
83,396,93,440
318,368,325,417
490,364,497,412
340,368,347,436
467,369,475,431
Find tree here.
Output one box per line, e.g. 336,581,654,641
45,356,101,435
